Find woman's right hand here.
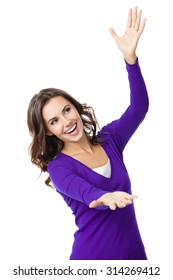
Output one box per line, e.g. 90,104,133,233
89,191,137,210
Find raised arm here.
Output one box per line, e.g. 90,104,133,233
90,7,148,210
109,6,146,64
106,7,149,150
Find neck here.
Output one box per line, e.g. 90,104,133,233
62,134,94,156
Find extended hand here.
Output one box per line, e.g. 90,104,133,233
109,7,146,64
89,191,137,210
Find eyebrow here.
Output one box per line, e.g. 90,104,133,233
47,104,70,124
48,117,57,124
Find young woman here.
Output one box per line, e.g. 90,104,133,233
27,7,149,260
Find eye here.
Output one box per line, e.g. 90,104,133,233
50,118,58,125
65,106,71,113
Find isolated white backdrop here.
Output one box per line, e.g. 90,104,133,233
1,0,172,278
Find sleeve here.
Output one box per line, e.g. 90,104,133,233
48,162,108,208
100,59,149,151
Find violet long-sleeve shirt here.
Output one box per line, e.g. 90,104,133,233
48,59,149,260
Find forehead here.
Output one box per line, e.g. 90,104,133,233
42,96,71,119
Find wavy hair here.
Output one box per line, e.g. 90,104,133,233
27,88,100,186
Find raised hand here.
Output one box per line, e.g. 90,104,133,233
109,7,146,64
89,191,137,210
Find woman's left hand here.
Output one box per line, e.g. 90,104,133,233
89,191,137,211
109,6,146,64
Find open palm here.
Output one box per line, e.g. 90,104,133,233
109,7,146,64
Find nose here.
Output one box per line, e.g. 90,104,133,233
61,115,73,128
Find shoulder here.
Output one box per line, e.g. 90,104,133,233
97,120,123,153
97,120,119,139
48,153,77,172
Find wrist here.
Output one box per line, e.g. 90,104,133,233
124,54,137,65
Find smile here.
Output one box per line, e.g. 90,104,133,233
65,123,77,134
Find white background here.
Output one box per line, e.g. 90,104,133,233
0,0,172,278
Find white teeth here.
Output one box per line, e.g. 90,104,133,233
65,124,77,134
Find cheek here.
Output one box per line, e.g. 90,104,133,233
50,124,63,136
75,112,82,122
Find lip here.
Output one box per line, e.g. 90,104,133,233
64,123,77,134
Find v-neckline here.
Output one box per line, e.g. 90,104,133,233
58,144,113,179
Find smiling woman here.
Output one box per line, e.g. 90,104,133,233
27,7,149,260
27,88,100,185
42,96,84,139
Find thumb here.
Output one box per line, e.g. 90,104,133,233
89,200,101,208
109,28,118,39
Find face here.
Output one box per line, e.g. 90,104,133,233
42,96,85,144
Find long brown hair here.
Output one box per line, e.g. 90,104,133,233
27,88,100,186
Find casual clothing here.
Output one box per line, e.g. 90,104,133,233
48,59,149,260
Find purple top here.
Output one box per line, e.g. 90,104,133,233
48,59,149,260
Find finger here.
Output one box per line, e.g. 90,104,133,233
109,203,117,211
109,28,118,40
132,6,138,28
124,199,133,205
89,198,107,208
127,8,132,28
117,196,136,208
89,200,99,208
127,194,138,200
116,200,126,208
135,9,142,30
138,18,147,35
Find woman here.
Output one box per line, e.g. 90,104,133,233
27,7,149,260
